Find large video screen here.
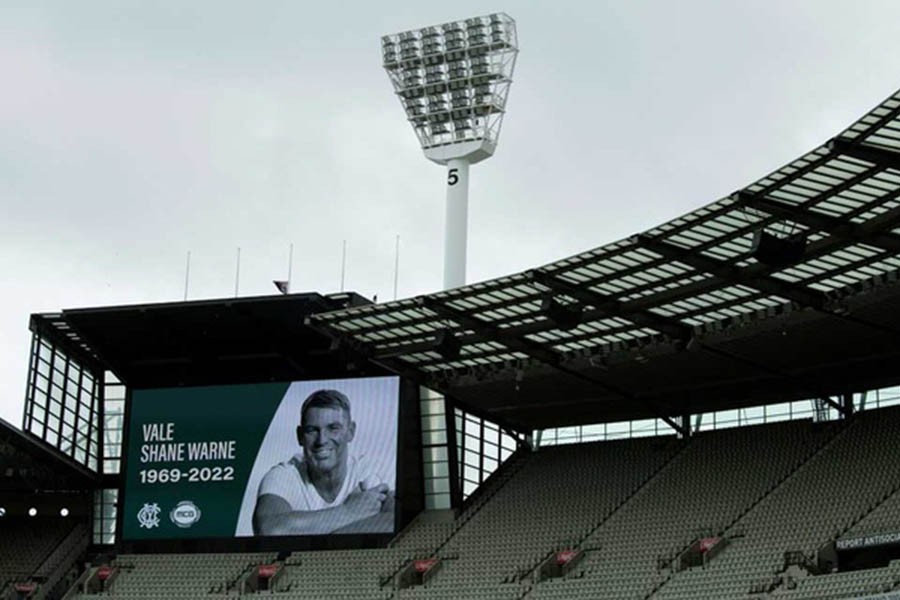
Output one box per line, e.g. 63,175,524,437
121,376,399,540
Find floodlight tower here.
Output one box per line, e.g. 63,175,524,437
382,13,518,290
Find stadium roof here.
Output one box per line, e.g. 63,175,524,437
35,292,379,389
0,417,98,491
308,87,900,433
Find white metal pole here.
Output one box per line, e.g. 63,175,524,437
340,240,347,292
393,234,400,301
287,243,293,293
183,251,191,301
443,158,469,290
234,247,241,297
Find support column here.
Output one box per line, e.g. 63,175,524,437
841,392,855,417
680,414,691,439
443,159,469,290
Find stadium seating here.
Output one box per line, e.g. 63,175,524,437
655,406,900,599
0,517,79,594
395,435,683,599
529,419,834,599
73,552,276,599
62,405,900,600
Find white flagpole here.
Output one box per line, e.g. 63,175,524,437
340,240,347,292
183,251,191,301
234,247,241,297
287,243,293,293
393,234,400,301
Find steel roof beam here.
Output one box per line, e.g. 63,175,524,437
739,193,900,253
634,235,830,310
423,297,688,435
422,297,563,366
829,138,900,171
529,270,694,342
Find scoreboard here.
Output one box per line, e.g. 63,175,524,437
121,376,400,542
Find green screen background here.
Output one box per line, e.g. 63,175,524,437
121,382,290,540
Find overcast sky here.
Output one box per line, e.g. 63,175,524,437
2,1,900,425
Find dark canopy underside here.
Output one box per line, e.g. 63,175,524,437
38,292,378,390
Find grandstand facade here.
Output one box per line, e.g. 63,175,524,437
2,87,900,599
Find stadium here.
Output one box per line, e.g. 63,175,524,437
4,9,900,600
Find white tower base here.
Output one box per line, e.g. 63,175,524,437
443,158,469,290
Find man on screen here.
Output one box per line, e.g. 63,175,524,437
253,389,394,536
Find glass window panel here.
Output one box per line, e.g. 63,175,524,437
423,429,448,446
426,462,449,478
463,465,480,483
483,427,499,446
51,367,66,389
465,450,481,468
462,480,477,498
478,444,497,462
66,376,80,397
421,399,445,416
78,402,91,421
425,479,450,494
50,384,64,402
424,415,445,431
425,447,449,463
426,494,451,510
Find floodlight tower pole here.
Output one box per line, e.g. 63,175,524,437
382,13,518,290
444,158,469,289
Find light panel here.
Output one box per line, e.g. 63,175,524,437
382,13,518,164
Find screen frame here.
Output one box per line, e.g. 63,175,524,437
114,376,422,554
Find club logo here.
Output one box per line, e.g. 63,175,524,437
137,503,161,529
169,500,202,528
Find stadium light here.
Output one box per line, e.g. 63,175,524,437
60,507,70,517
28,507,37,517
382,13,518,289
0,507,5,517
